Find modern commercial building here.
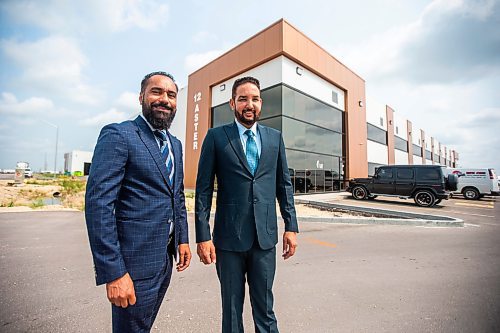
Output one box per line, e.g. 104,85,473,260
179,19,458,192
180,19,458,192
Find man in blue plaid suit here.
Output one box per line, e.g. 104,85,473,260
85,71,191,332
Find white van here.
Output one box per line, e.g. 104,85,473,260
24,167,33,178
450,168,500,199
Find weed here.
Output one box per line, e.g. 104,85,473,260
59,179,86,196
30,199,44,208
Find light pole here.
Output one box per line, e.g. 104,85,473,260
43,120,59,176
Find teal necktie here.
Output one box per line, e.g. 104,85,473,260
245,129,259,175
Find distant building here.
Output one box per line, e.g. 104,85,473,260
64,150,93,175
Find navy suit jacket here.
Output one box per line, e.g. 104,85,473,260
195,122,298,251
85,116,188,285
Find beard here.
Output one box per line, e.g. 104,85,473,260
142,102,177,130
235,108,259,127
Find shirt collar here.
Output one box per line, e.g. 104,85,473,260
235,118,258,137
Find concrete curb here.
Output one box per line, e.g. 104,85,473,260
295,199,464,227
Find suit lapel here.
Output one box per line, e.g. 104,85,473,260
134,116,173,194
224,122,253,175
254,124,270,177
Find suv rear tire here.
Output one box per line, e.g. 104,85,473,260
446,174,458,191
352,186,368,200
463,187,480,200
414,190,436,207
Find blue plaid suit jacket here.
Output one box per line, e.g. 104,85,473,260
85,116,188,285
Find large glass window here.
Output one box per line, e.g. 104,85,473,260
261,85,282,119
282,117,342,157
394,136,408,152
286,149,342,193
412,144,422,157
282,85,343,133
212,103,233,127
425,150,432,160
367,124,387,145
259,116,281,131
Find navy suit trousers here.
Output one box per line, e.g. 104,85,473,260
216,242,278,333
112,254,173,333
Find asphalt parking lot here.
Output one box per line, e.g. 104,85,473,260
0,195,499,332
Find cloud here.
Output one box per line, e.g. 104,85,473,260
0,92,54,115
115,91,139,111
336,0,500,84
1,36,102,105
184,49,226,74
192,31,219,44
80,108,128,127
0,0,170,33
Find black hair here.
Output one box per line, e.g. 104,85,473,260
231,76,260,99
140,71,178,94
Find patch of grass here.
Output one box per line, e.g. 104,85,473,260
0,201,15,207
19,189,46,201
59,179,86,195
185,191,195,199
30,198,45,208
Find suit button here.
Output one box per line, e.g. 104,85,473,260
253,198,258,203
168,219,173,224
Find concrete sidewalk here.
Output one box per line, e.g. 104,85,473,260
293,191,464,227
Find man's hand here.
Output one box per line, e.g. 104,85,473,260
282,231,298,260
176,243,192,272
106,273,136,308
197,240,216,264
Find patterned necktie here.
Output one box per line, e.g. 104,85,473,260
154,130,174,186
244,129,259,175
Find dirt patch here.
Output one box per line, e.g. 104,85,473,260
0,180,61,208
0,180,348,218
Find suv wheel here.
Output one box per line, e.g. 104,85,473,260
434,198,442,205
463,187,480,200
446,174,458,191
352,186,368,200
414,190,436,207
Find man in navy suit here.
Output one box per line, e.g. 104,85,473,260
195,76,299,333
85,71,191,332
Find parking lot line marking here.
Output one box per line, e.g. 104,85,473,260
304,237,337,248
451,211,495,218
454,202,494,209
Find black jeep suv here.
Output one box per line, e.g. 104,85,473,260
346,165,458,207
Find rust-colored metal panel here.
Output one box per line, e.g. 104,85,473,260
407,120,413,164
386,106,395,165
421,130,426,165
431,137,435,165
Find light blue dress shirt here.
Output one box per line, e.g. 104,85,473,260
235,119,262,157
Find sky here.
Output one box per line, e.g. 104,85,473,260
0,0,499,173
